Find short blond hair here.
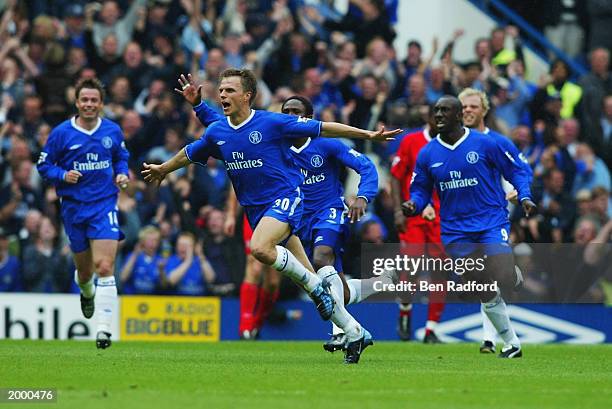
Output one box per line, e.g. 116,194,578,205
458,88,490,115
138,225,161,242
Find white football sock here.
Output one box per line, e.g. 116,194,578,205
346,279,361,305
482,292,520,348
347,269,395,304
481,305,498,343
272,246,320,292
331,322,343,335
96,276,117,335
318,266,361,342
74,270,95,298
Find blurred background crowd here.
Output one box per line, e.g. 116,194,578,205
0,0,610,302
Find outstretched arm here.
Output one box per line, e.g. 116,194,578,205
320,122,401,141
142,149,190,185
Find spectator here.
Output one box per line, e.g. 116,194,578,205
491,61,532,130
147,126,185,166
592,94,612,170
17,208,42,256
87,0,147,57
0,160,43,235
62,3,87,50
531,59,582,120
573,142,611,195
106,41,154,97
320,0,396,58
201,209,244,295
579,48,612,142
0,227,22,292
120,225,163,294
353,37,399,92
22,216,71,292
591,186,611,224
104,75,133,120
586,0,612,51
533,168,577,242
160,232,215,296
84,30,122,81
542,0,587,58
490,26,521,72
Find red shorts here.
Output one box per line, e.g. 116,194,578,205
399,220,446,259
243,213,253,255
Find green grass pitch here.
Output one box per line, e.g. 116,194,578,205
1,340,611,409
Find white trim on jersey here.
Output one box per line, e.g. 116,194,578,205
435,127,470,150
289,137,312,154
423,127,431,141
226,109,256,130
71,117,102,135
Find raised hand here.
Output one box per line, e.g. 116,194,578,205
174,74,202,106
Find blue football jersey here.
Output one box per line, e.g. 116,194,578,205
37,117,129,202
165,255,206,296
185,109,321,206
121,253,162,295
410,128,532,233
191,102,377,212
291,137,378,213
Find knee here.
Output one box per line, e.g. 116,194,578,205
95,257,114,277
250,242,275,266
312,247,335,271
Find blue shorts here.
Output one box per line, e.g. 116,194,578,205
61,195,124,253
244,187,304,238
442,223,512,258
300,205,349,272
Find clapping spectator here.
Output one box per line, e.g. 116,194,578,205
160,232,215,296
120,225,163,294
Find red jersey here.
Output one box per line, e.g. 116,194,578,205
390,128,441,227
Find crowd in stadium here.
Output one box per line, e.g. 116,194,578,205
0,0,611,302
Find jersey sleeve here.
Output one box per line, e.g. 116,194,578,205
492,133,533,181
409,148,434,214
331,141,378,203
36,126,66,184
184,129,218,166
113,127,130,176
277,113,322,139
193,101,224,127
390,137,411,181
487,137,533,202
